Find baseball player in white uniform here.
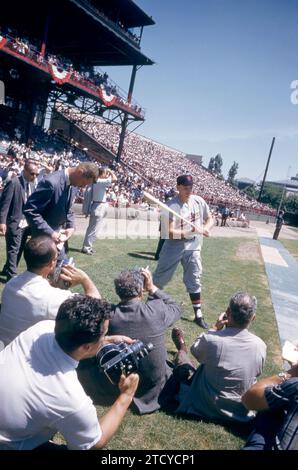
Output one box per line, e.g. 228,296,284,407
81,167,117,255
153,175,213,329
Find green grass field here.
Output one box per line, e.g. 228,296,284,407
280,238,298,260
0,235,282,450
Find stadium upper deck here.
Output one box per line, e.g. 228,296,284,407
0,0,154,141
0,0,154,66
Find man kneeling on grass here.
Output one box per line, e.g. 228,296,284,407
0,295,139,450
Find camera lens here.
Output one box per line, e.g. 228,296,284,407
130,341,154,357
96,340,154,384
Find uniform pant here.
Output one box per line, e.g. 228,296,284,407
153,240,202,293
82,202,107,250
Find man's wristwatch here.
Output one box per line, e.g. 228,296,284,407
277,371,290,382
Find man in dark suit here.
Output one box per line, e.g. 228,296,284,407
24,163,99,255
0,161,38,280
78,267,181,414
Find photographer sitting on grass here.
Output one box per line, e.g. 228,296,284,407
0,235,100,346
78,267,181,415
0,295,139,450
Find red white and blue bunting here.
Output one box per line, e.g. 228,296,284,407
99,85,117,106
48,64,71,85
0,36,8,49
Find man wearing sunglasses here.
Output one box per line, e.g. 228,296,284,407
0,160,38,281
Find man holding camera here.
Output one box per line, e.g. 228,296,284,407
81,166,117,255
0,295,139,450
0,235,100,346
78,267,181,414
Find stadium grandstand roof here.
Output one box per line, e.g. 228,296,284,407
237,177,256,185
269,175,298,189
1,0,154,66
89,0,155,28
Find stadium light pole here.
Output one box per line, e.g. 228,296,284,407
277,166,291,214
257,137,275,202
116,65,138,163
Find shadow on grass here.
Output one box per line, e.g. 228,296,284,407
181,316,197,324
67,247,84,254
128,252,156,260
0,276,7,284
162,410,253,440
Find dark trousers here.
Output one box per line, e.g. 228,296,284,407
3,226,31,278
221,215,228,226
158,350,196,412
242,409,284,450
34,441,68,451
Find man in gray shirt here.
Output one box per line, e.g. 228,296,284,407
170,292,266,423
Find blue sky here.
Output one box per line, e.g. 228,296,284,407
105,0,298,182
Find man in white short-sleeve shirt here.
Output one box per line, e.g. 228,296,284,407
0,295,139,450
0,235,100,346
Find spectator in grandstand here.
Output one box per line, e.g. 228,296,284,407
0,235,99,346
78,267,181,414
153,175,213,329
237,212,250,228
0,295,139,450
242,363,298,450
24,162,98,259
273,210,284,240
36,161,54,182
0,160,38,281
56,104,276,216
81,166,117,255
166,292,266,424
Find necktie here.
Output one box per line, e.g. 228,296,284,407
67,185,72,208
24,182,30,203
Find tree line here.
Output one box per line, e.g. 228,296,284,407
207,154,297,214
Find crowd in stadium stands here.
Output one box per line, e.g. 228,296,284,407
0,96,275,216
57,104,275,215
0,26,143,118
78,0,141,47
0,126,148,208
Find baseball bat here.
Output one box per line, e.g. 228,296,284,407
143,191,205,235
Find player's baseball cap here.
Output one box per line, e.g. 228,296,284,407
176,174,193,186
